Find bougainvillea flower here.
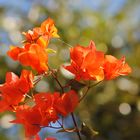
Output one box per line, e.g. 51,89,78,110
7,43,48,73
40,18,59,38
55,90,79,116
0,70,34,112
18,44,48,73
64,41,105,81
11,106,42,137
10,90,78,137
33,90,79,121
33,92,60,125
23,18,59,48
103,55,132,80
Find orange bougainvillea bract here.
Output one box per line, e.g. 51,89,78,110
11,90,79,137
0,70,33,112
55,90,79,116
64,40,132,81
103,55,132,80
64,41,105,81
0,18,132,139
23,18,59,47
7,43,48,73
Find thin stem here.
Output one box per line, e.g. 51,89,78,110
33,73,45,86
79,81,102,102
25,94,32,99
63,127,77,133
71,113,82,140
62,79,74,88
61,116,77,133
48,67,64,93
58,38,73,48
89,81,102,88
33,77,42,85
57,120,63,127
79,86,90,102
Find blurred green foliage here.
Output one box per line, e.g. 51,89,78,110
0,0,140,140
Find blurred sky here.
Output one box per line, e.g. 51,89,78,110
0,0,127,15
0,0,132,51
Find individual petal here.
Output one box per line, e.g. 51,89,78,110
7,46,25,60
19,70,34,91
18,44,48,73
5,72,19,84
0,101,11,113
55,90,79,116
0,71,34,112
104,55,132,80
41,18,59,38
33,92,60,125
37,36,49,48
83,50,104,81
11,107,42,137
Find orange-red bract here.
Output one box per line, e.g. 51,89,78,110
7,46,25,60
33,92,60,125
11,106,42,137
55,90,79,116
7,43,48,73
23,18,59,48
0,70,34,112
40,18,59,38
10,91,79,137
18,44,48,73
64,40,104,81
103,55,132,80
33,90,79,122
7,18,59,73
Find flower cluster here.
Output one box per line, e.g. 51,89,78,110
0,18,132,140
7,18,59,73
65,41,131,81
10,90,78,137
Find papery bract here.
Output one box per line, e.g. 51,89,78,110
33,92,60,125
64,41,104,81
0,70,34,112
11,105,42,137
23,18,59,48
7,46,25,60
40,18,59,38
19,44,48,73
55,90,79,116
103,55,132,80
7,44,48,73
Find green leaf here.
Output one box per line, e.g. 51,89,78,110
46,48,56,53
